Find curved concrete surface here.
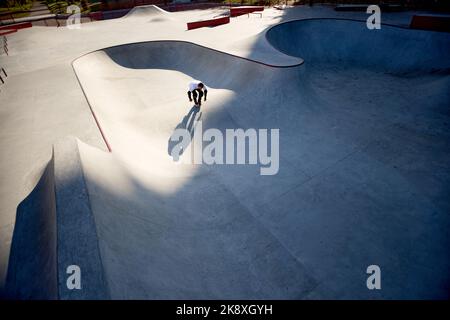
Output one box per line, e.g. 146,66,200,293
2,6,449,299
6,137,109,299
5,157,57,299
122,4,173,21
73,42,317,299
68,19,450,299
266,19,450,74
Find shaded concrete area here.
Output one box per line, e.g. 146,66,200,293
2,5,450,299
5,157,57,300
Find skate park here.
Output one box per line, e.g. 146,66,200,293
0,2,449,299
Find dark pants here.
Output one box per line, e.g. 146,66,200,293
188,89,203,105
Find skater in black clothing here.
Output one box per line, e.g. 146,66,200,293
188,80,208,107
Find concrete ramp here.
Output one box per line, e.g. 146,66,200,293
123,5,173,20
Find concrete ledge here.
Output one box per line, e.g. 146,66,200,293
0,29,17,36
54,137,109,299
89,11,104,21
5,158,57,299
0,22,32,31
187,16,230,30
230,6,264,17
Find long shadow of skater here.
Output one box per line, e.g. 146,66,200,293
168,106,202,161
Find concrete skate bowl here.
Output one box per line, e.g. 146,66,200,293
6,19,450,299
266,19,450,74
